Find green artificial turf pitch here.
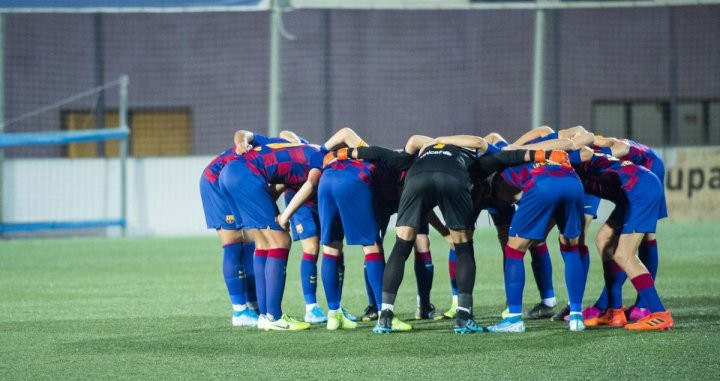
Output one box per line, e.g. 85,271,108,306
1,221,719,379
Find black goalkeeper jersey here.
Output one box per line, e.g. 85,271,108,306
355,144,531,185
408,143,479,184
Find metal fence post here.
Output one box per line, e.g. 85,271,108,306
268,0,283,138
531,2,547,129
119,75,129,237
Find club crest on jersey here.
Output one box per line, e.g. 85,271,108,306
225,215,235,224
621,160,633,166
296,223,304,233
433,143,445,149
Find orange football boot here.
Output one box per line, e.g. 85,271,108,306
625,311,674,331
584,308,627,327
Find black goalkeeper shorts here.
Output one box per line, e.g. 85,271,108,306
396,171,474,231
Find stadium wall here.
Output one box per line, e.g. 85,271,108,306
4,7,719,157
4,146,718,237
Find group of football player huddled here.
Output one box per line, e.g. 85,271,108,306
199,125,673,333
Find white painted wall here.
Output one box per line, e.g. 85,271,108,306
3,156,215,237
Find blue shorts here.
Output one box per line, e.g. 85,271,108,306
219,160,282,231
607,172,664,234
583,193,601,219
199,175,240,230
509,175,584,240
650,163,668,220
284,190,320,241
318,168,379,246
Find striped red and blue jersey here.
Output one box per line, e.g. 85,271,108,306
201,134,287,184
319,157,404,211
573,152,653,203
284,187,318,208
501,161,578,192
321,157,404,189
621,139,662,173
324,159,377,184
203,147,238,184
594,139,662,174
244,142,322,188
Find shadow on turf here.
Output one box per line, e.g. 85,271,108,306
8,295,716,359
15,315,616,358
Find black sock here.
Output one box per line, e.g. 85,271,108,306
382,237,415,305
455,241,476,310
414,251,433,309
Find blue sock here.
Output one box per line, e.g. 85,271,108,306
603,260,627,310
594,287,609,311
222,243,246,306
365,252,385,310
631,273,665,313
364,267,376,307
300,252,318,305
414,251,434,308
240,242,257,305
639,240,659,278
337,253,345,302
529,242,555,300
253,249,269,315
322,253,341,310
265,248,289,320
560,243,585,313
579,244,591,279
504,245,526,315
636,239,659,309
448,249,458,296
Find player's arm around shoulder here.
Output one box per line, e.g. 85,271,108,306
404,135,435,154
513,125,555,146
323,127,368,152
434,135,489,153
569,146,596,165
278,130,304,144
563,126,594,147
558,125,588,140
593,136,630,158
233,130,253,154
519,138,575,151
